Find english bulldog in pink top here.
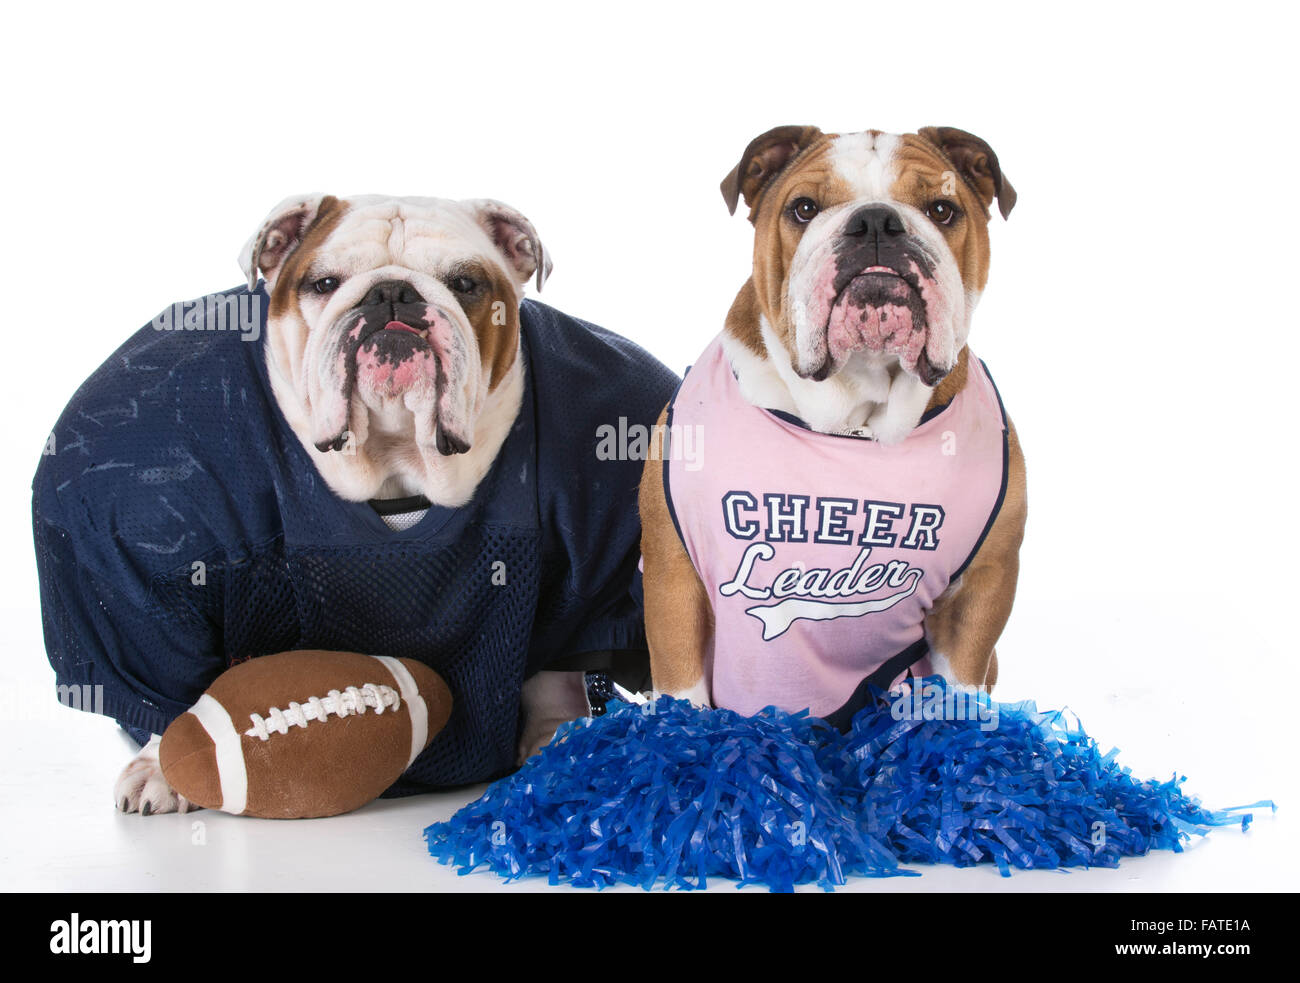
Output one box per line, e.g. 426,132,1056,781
639,125,1027,726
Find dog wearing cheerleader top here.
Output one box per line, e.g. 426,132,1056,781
639,125,1027,727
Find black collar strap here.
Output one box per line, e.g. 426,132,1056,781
368,494,433,516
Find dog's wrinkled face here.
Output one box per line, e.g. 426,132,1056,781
239,194,549,499
724,126,1014,387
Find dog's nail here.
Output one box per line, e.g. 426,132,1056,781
119,797,129,812
141,801,152,817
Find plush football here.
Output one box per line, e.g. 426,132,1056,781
160,650,452,819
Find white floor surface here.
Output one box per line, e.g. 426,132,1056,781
3,592,1294,894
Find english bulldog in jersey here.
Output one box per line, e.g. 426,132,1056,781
83,195,676,814
640,126,1027,726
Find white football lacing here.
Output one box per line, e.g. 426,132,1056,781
244,683,401,742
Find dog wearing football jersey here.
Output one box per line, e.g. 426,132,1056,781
639,126,1027,725
33,195,677,814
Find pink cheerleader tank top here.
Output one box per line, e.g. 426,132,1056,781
662,333,1009,728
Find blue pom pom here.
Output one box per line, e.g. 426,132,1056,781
831,682,1269,875
424,678,1272,891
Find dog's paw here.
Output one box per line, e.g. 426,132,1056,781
516,716,566,767
660,678,713,709
516,670,591,766
113,736,199,816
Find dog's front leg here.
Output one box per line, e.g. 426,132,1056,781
923,419,1027,690
639,407,714,707
114,735,199,815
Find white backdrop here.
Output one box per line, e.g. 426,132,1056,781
2,0,1296,890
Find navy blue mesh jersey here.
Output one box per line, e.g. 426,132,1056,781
32,285,679,791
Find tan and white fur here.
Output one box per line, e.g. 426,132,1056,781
116,194,591,815
639,125,1028,707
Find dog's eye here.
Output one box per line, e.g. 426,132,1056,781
789,198,820,224
925,200,961,226
312,276,341,294
449,275,478,295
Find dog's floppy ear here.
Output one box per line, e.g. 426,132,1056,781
917,127,1016,220
721,125,825,220
238,194,336,291
463,199,552,292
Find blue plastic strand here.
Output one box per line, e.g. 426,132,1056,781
424,677,1273,892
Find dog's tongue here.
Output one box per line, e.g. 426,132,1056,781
384,320,421,336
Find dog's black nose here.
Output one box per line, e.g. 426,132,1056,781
362,280,425,306
843,205,906,239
